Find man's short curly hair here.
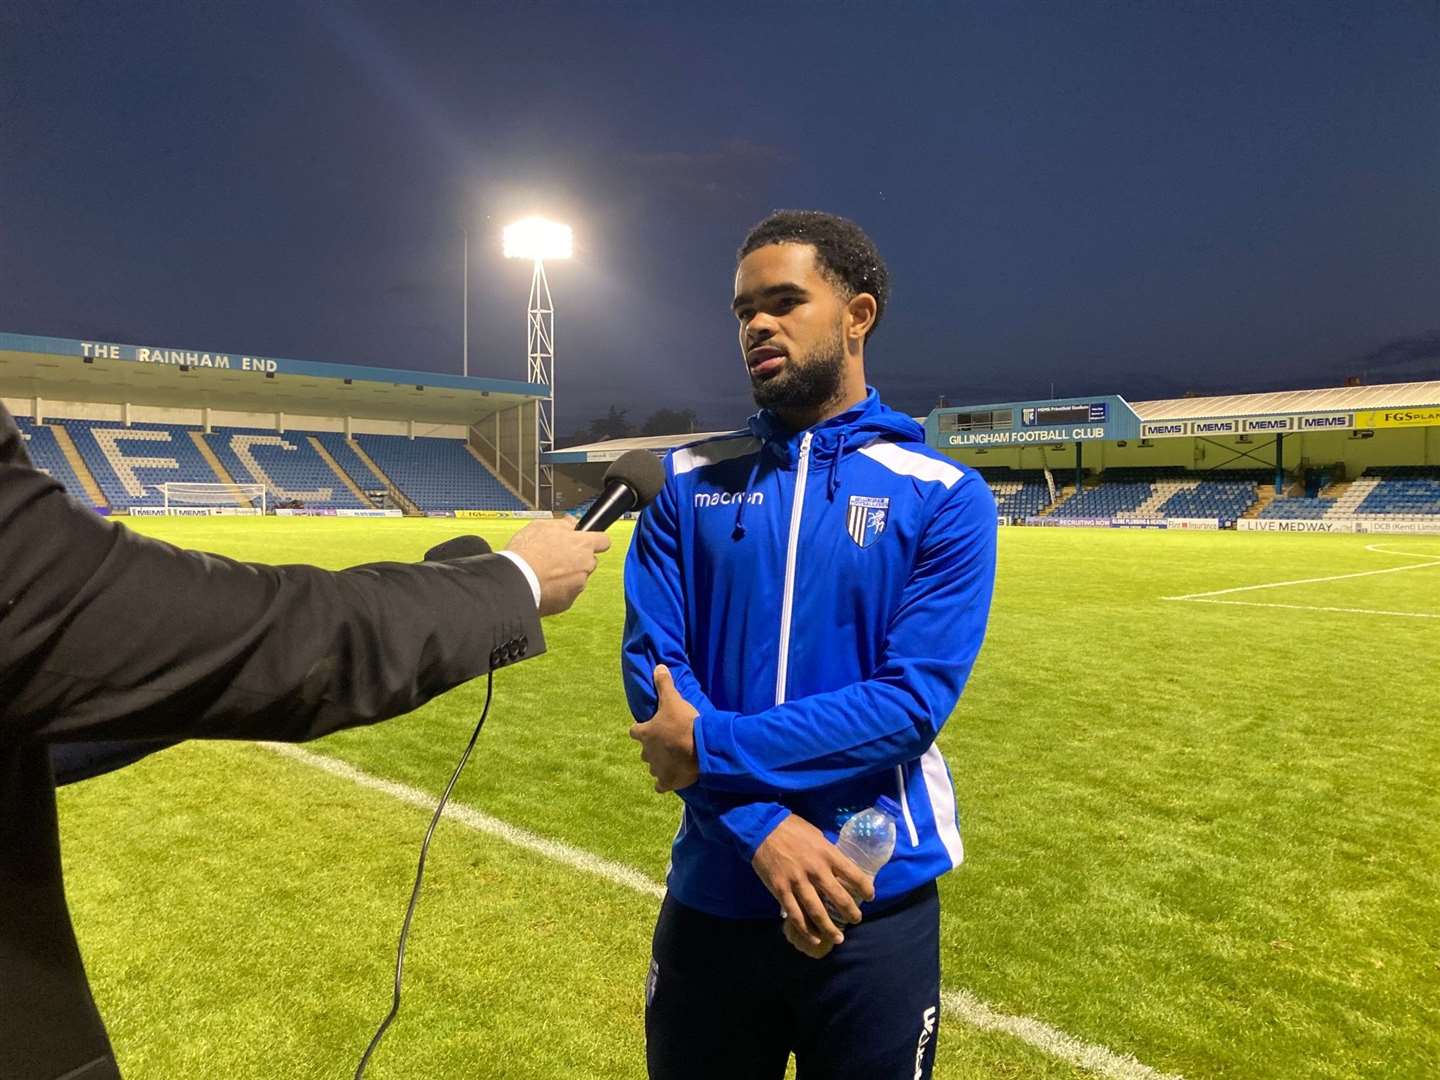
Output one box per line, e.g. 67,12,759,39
738,210,889,340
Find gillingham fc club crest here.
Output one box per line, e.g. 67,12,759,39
847,495,889,549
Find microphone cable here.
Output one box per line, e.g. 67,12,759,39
354,669,495,1079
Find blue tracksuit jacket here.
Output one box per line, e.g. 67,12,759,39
622,388,997,918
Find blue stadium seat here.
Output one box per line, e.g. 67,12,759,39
312,433,386,499
13,417,92,502
1353,469,1440,517
59,420,225,510
353,434,524,513
1258,497,1332,519
1046,469,1259,523
977,469,1054,520
206,428,367,510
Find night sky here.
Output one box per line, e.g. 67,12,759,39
4,1,1437,435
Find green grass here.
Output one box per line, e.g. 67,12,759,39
58,520,1440,1078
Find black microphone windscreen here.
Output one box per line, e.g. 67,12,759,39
603,449,666,511
424,535,493,561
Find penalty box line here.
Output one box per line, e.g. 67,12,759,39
1162,554,1440,602
1161,597,1440,620
262,742,1183,1080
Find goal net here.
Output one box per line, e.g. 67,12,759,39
158,482,267,516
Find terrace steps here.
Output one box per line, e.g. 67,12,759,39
188,431,238,486
465,442,531,510
1039,485,1077,516
45,423,108,508
308,437,375,507
1243,485,1277,519
348,439,420,516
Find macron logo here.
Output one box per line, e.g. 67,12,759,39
693,490,764,508
914,1005,937,1078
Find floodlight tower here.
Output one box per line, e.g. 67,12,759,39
503,217,572,510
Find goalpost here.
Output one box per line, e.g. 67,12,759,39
158,482,267,516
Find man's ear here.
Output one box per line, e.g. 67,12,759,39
845,292,878,343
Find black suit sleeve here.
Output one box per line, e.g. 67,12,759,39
0,409,544,749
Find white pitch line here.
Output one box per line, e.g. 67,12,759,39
943,988,1182,1080
261,742,1182,1080
1162,555,1440,600
262,742,664,899
1163,597,1440,620
1364,542,1440,560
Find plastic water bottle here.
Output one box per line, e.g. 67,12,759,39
828,797,901,923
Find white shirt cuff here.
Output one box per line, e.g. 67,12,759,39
496,550,542,609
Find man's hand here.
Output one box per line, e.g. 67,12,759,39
783,913,834,959
628,665,699,792
751,814,875,950
505,518,612,616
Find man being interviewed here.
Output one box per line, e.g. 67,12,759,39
623,210,997,1079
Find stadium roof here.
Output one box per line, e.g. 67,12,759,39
547,431,731,463
1132,380,1440,421
0,332,547,425
547,417,929,464
547,379,1440,464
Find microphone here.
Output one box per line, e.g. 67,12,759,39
575,449,666,532
423,536,492,560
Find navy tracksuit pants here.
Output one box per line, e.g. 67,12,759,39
645,882,941,1080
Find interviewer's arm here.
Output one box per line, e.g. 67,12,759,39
0,439,542,747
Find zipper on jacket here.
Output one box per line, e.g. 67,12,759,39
774,431,813,706
894,764,920,847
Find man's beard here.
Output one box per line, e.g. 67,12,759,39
750,329,846,413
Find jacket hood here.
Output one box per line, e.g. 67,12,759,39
745,388,924,468
730,388,925,537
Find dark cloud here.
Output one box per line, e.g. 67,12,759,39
1349,332,1440,383
2,2,1438,424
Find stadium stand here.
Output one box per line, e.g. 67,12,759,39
47,418,530,514
205,427,367,510
1155,477,1262,522
352,433,525,513
1261,467,1440,521
1352,467,1440,518
312,433,384,499
978,468,1053,520
59,420,224,510
1047,467,1261,523
1257,497,1330,519
13,417,92,501
1048,471,1155,520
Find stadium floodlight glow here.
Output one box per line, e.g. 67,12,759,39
503,217,572,261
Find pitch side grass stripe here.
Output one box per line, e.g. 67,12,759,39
263,743,1184,1080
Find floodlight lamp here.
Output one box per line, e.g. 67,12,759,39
503,217,572,261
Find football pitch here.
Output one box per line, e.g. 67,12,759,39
57,519,1440,1079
